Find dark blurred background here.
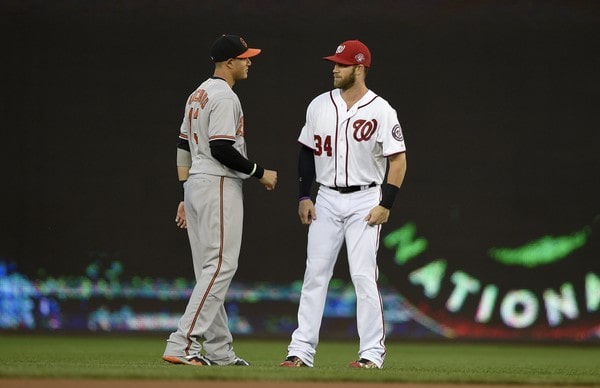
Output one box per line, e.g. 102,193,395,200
1,1,598,337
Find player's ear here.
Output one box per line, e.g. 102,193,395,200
357,64,368,78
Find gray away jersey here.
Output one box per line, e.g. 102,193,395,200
179,77,249,179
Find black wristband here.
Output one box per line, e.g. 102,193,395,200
379,184,399,209
180,180,186,198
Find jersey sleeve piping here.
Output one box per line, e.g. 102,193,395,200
209,135,236,141
383,150,407,157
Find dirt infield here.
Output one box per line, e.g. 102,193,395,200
0,379,571,388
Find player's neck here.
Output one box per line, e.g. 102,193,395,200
340,84,368,109
213,69,235,88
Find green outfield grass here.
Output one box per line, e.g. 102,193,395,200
0,334,598,385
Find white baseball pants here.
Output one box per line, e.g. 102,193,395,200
287,185,386,367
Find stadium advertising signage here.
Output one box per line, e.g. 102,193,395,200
381,218,599,340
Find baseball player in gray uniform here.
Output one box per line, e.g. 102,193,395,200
280,40,407,369
163,34,277,366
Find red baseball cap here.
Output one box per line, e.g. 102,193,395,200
323,40,371,67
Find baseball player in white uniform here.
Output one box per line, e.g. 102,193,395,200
280,40,407,369
162,34,277,366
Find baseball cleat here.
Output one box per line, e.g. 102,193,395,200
229,357,251,366
162,354,212,366
279,355,307,367
205,356,251,366
349,358,380,369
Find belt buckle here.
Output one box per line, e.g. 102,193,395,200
339,186,360,194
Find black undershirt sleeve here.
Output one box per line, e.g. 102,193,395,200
298,144,315,199
177,137,190,151
210,139,264,178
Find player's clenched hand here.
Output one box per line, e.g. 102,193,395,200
364,205,390,226
260,169,278,190
175,201,187,229
298,199,316,225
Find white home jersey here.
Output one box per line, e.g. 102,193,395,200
179,77,249,179
298,89,406,187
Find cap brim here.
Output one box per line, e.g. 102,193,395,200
323,55,356,65
237,48,261,58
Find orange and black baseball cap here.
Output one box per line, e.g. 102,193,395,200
210,34,261,62
323,40,371,68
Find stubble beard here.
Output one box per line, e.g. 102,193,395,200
236,70,248,81
334,72,356,91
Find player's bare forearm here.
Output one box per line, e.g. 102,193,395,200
175,166,190,229
177,166,190,182
176,147,192,181
260,169,278,190
386,152,406,188
365,153,406,226
298,199,316,225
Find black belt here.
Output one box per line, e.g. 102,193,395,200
328,182,376,194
